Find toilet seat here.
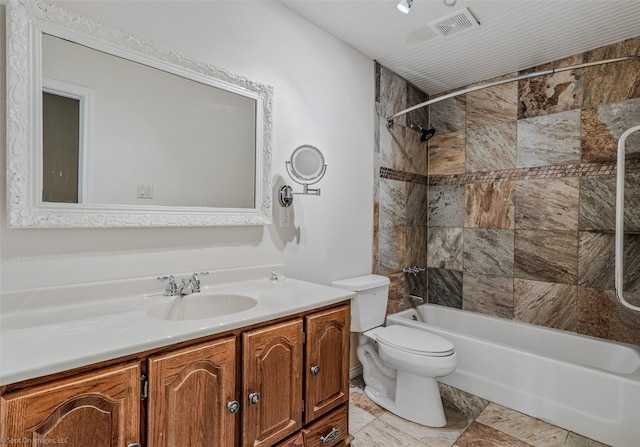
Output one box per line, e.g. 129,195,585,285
376,325,454,357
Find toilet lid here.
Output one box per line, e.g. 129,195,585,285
376,325,454,357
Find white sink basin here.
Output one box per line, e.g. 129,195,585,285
147,293,258,321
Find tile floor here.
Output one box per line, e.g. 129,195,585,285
348,380,610,447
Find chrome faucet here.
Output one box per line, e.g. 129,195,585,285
158,272,210,297
190,271,210,293
177,277,193,296
158,275,179,296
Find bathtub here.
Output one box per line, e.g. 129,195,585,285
386,304,640,447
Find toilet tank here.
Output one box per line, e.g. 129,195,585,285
331,274,390,332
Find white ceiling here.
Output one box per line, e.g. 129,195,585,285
280,0,640,95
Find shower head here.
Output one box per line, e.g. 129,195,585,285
386,119,436,143
410,124,436,142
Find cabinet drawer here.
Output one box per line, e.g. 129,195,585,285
302,405,347,447
273,432,304,447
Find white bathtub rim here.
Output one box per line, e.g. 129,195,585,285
390,312,640,383
389,306,640,379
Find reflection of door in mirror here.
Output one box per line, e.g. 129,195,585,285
42,77,93,204
42,92,79,203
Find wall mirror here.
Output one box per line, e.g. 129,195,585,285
6,0,273,228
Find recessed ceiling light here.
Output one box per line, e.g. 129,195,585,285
397,0,413,14
398,0,457,14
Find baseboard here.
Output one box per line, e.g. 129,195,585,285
349,363,363,380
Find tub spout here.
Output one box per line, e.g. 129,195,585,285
407,294,425,322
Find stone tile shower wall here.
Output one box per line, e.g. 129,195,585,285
427,36,640,345
374,64,429,315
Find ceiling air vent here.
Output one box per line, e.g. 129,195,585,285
429,7,480,37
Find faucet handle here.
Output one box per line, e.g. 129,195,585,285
191,271,210,293
158,275,178,296
402,266,426,276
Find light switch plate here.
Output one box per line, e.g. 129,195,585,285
137,184,154,199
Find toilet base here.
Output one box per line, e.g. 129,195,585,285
395,371,447,427
363,371,447,428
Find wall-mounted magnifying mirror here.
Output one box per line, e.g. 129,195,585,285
279,145,327,207
288,145,327,183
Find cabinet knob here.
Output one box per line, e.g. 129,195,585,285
249,392,260,405
227,400,240,414
127,444,142,447
310,365,321,376
320,427,341,445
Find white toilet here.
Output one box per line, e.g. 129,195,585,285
332,274,457,427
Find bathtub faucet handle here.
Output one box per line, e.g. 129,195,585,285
402,266,426,276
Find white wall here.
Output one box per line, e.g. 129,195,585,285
0,1,375,291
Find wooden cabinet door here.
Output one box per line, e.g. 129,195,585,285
0,362,141,447
304,305,350,422
147,336,237,447
242,319,303,447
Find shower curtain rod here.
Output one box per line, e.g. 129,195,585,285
386,55,640,125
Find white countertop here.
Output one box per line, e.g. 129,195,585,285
0,265,355,386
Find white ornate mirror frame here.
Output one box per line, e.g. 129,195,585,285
6,0,273,228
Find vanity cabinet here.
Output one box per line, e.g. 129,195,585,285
0,302,350,447
243,320,304,447
269,305,351,447
304,306,350,423
147,336,237,447
0,362,141,446
241,305,350,447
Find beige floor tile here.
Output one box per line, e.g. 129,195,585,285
349,389,385,417
563,432,611,447
351,418,429,447
378,408,471,447
454,422,533,447
349,403,377,434
475,403,568,447
349,380,607,447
